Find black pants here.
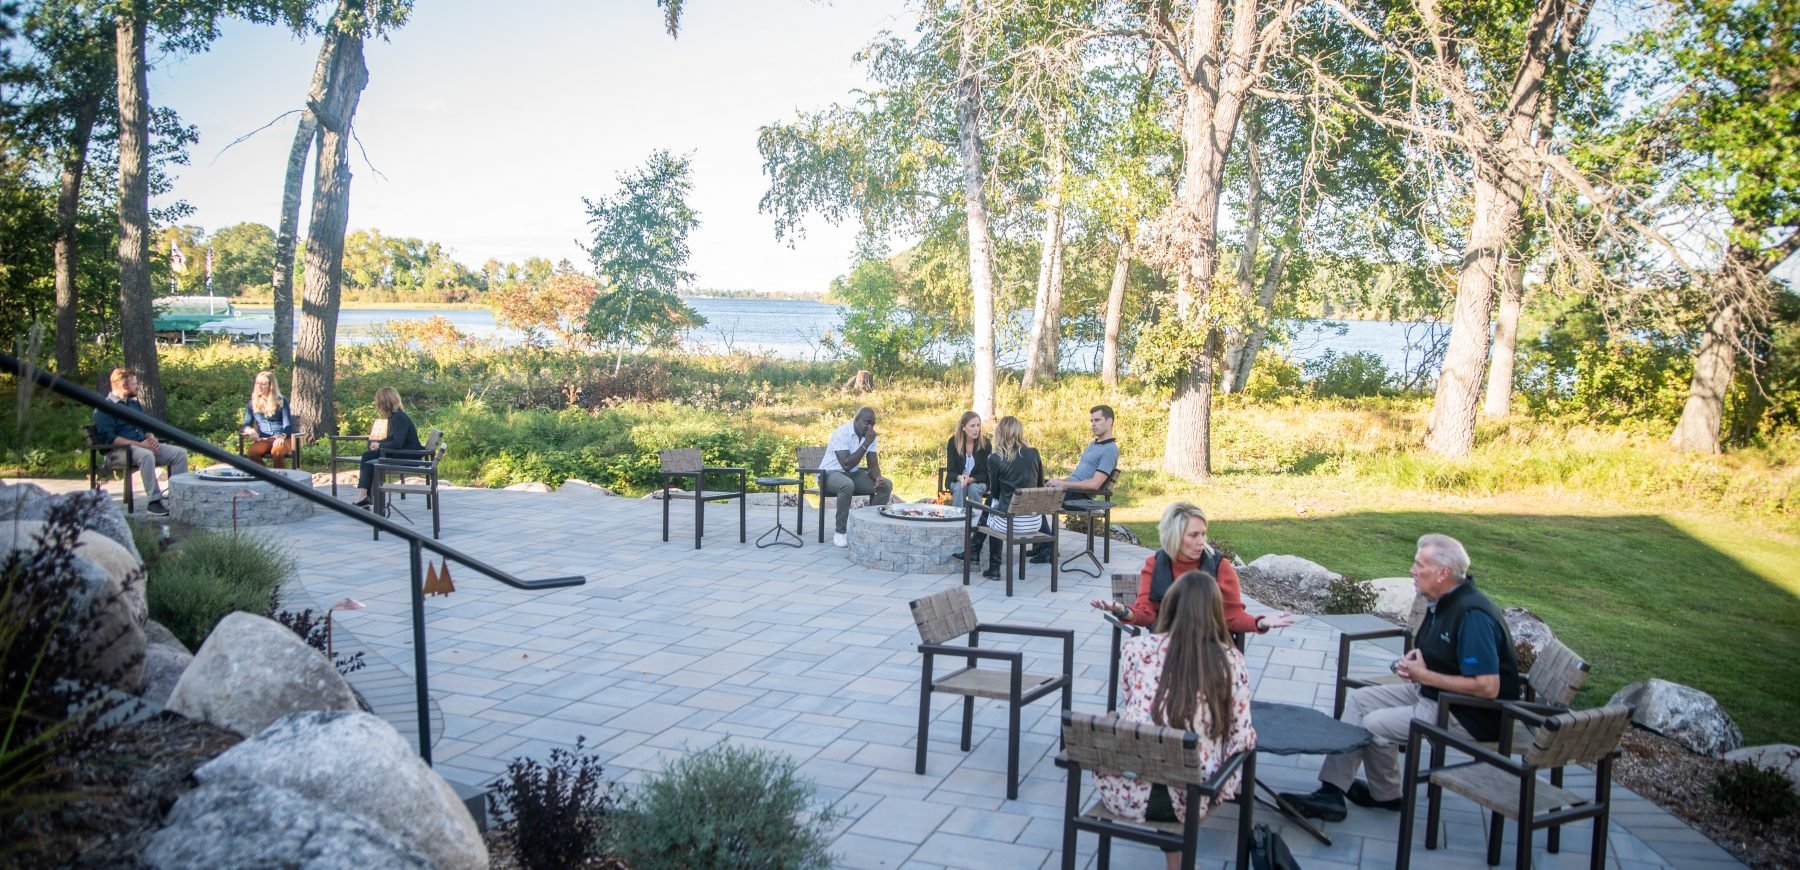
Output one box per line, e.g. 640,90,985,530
356,449,381,494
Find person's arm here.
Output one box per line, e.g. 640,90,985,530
242,401,257,434
946,438,961,484
1062,467,1112,492
1217,560,1261,634
94,407,121,446
278,400,295,436
867,440,883,483
1126,565,1157,626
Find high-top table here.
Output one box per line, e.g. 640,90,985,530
1251,700,1374,845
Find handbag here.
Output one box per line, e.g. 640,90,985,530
1249,823,1301,870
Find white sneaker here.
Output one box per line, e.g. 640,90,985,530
833,533,848,548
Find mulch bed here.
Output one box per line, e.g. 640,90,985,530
1237,569,1800,869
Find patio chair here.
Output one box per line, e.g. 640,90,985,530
1399,702,1634,870
326,432,370,498
371,428,445,541
796,446,829,543
909,586,1073,800
962,486,1063,597
1056,710,1255,870
237,426,307,471
1105,573,1247,712
1058,471,1119,578
1332,592,1431,718
83,424,136,513
658,447,746,550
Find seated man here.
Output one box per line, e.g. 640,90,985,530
92,366,189,516
1278,533,1521,821
818,406,893,547
1032,404,1118,562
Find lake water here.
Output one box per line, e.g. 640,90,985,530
234,298,1450,380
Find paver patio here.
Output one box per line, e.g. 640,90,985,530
81,477,1746,869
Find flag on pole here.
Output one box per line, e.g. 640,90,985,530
169,240,186,274
206,246,215,292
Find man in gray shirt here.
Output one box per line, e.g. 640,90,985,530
1034,405,1118,562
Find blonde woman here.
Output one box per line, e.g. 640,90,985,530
241,371,298,466
1089,502,1295,635
353,387,423,508
968,416,1043,579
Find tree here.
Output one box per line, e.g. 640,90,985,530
582,150,705,374
208,221,276,295
490,268,601,349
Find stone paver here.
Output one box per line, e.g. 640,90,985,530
59,477,1744,869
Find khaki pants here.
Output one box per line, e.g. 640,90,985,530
1318,681,1470,802
116,442,189,503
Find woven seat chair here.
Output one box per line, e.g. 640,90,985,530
909,587,1073,800
1399,702,1633,870
371,429,446,540
1057,471,1119,578
658,447,746,550
962,486,1063,596
1332,592,1431,718
795,446,830,543
1056,710,1255,870
324,427,433,499
1104,573,1247,713
83,424,137,513
237,426,307,471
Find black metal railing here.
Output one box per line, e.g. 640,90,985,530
2,352,585,763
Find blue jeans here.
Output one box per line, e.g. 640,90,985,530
950,480,985,508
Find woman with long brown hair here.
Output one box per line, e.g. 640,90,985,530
352,387,423,508
943,411,991,508
1098,570,1256,868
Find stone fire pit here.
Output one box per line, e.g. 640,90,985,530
167,468,316,528
846,504,968,574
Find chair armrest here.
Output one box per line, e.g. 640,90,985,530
977,624,1075,642
1193,747,1253,798
1340,626,1407,644
916,643,1024,664
379,446,434,458
370,460,434,475
326,434,368,445
703,466,746,474
1102,613,1143,637
1408,717,1524,775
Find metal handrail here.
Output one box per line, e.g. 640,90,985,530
1,352,585,763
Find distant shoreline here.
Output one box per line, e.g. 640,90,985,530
234,297,834,311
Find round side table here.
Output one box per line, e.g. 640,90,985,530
753,477,803,548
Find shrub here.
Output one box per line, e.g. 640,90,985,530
1710,759,1800,824
488,736,612,870
1322,575,1378,614
145,531,295,650
1303,350,1391,398
609,743,837,870
267,590,366,676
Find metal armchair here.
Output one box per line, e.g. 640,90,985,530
658,447,746,550
962,486,1063,596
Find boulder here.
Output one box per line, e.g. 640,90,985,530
1108,525,1142,546
166,612,359,737
0,522,144,692
1722,745,1800,796
1609,678,1744,757
139,643,193,707
1366,578,1417,622
144,781,433,869
1502,606,1556,672
557,478,618,497
2,518,147,627
195,711,486,869
143,619,190,655
3,486,133,552
502,481,551,492
1244,554,1342,600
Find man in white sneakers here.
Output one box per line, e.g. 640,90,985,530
92,366,188,516
819,406,893,547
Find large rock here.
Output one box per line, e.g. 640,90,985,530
1723,745,1800,796
0,522,145,692
503,481,551,492
558,478,618,497
1,485,133,552
144,781,433,869
195,711,486,869
143,618,190,655
1244,554,1342,599
139,644,193,707
1366,578,1416,622
1503,606,1556,672
1609,678,1744,757
166,612,359,737
2,518,147,627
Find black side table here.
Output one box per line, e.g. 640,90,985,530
753,477,803,548
1250,700,1375,844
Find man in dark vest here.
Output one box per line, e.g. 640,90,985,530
1280,533,1520,821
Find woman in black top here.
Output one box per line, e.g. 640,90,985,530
354,386,424,507
969,415,1043,578
944,411,992,508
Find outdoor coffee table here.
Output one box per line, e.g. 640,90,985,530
753,477,803,549
1250,700,1374,845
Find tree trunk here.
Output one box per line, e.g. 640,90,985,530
272,114,317,368
957,1,996,421
291,24,369,437
1101,236,1130,386
1670,254,1755,454
53,90,100,377
1220,130,1266,396
1231,247,1285,392
1426,178,1520,457
1023,156,1065,388
1481,252,1525,417
114,12,162,418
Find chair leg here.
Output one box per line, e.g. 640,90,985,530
916,658,932,775
1004,536,1015,597
960,696,975,751
1096,833,1112,870
1049,532,1059,592
693,490,704,550
739,491,746,543
1236,752,1256,870
1006,696,1021,800
1591,758,1614,870
1514,816,1532,870
1548,766,1564,852
1399,729,1422,870
431,488,440,540
1490,808,1507,867
1102,510,1111,561
661,483,671,542
1061,765,1080,870
1426,778,1444,849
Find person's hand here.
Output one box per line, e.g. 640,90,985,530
957,474,973,486
1089,597,1125,617
1396,649,1426,683
143,434,159,451
368,440,379,450
242,426,257,437
1047,478,1066,489
1257,611,1297,630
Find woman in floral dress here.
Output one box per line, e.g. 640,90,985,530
1097,570,1257,869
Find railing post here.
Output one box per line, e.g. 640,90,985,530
410,539,431,764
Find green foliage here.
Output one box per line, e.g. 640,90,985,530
488,736,612,870
826,259,933,373
583,150,705,361
145,530,295,650
206,222,277,297
1130,315,1213,389
1303,350,1390,398
1710,759,1800,823
1321,574,1378,614
609,743,836,870
1241,351,1304,403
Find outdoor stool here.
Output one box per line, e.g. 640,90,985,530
1058,471,1118,577
753,476,802,549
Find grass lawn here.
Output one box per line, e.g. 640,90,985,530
1122,484,1800,746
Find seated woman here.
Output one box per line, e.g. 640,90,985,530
1098,570,1257,868
241,370,298,466
1089,501,1295,636
352,386,423,508
954,415,1042,579
944,411,991,508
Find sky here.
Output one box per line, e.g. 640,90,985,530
147,0,917,294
